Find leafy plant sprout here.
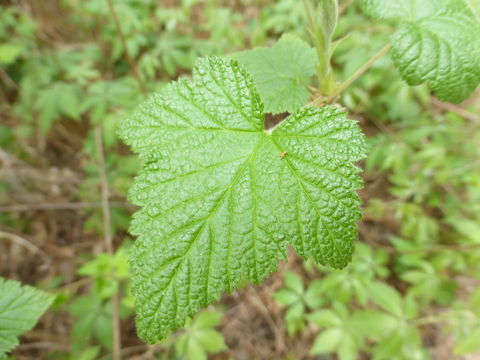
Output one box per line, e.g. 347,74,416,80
119,0,480,344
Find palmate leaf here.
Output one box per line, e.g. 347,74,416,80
0,278,54,356
361,0,480,103
119,57,366,343
232,35,317,114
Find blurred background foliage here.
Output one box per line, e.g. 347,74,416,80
0,0,479,359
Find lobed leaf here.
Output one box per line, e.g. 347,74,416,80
119,56,366,343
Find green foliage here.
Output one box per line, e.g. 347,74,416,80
77,247,130,299
309,303,361,360
2,0,480,358
233,34,317,114
273,271,325,335
274,257,429,359
173,310,227,360
119,56,366,342
361,0,480,102
69,293,115,351
0,278,54,356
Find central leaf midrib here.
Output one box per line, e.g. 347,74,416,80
142,134,265,334
269,136,342,263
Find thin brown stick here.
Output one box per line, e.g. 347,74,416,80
0,230,51,264
247,287,285,354
0,67,18,89
0,201,132,213
372,241,480,255
106,0,148,98
431,97,480,125
16,341,70,352
95,125,121,360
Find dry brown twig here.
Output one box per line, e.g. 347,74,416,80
0,201,132,213
247,287,286,354
431,97,480,125
0,229,52,265
95,125,121,360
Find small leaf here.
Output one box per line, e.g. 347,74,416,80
308,309,342,327
310,328,342,355
368,282,404,317
338,335,358,360
284,271,304,294
372,332,404,360
76,347,101,360
285,302,306,332
119,56,366,343
274,289,300,306
454,325,480,354
350,310,397,340
305,279,325,309
192,310,222,329
232,35,317,114
195,329,227,353
0,278,54,355
0,44,23,64
187,339,207,360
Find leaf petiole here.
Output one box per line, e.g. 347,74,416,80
310,43,391,106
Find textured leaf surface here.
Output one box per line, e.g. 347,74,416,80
361,0,480,103
0,278,54,355
119,57,366,343
232,35,317,114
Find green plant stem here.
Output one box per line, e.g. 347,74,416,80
326,43,391,103
107,0,148,98
310,43,391,106
303,0,338,95
95,125,121,360
413,311,455,326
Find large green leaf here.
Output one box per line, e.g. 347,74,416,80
119,57,366,343
361,0,480,103
0,278,54,356
232,35,317,114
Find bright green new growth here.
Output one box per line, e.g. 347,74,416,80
0,278,54,357
232,34,317,114
361,0,480,103
119,57,366,343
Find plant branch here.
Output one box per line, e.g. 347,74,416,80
0,201,133,213
372,241,480,255
95,125,121,360
106,0,147,98
431,97,480,125
0,230,51,264
311,43,391,105
327,43,391,103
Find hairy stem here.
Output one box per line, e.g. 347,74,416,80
304,0,339,95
